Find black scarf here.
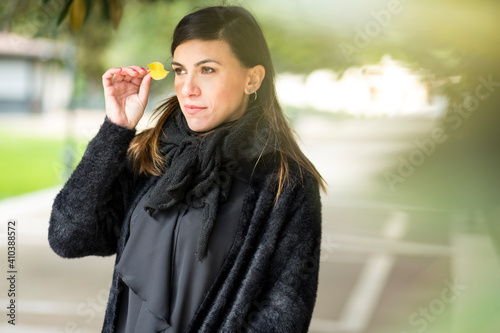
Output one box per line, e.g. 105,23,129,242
144,103,276,262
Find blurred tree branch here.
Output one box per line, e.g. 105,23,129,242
0,0,194,100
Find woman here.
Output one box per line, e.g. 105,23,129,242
49,6,325,333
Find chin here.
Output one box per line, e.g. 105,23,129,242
185,118,213,133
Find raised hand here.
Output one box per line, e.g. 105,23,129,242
102,66,152,129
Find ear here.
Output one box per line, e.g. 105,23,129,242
245,65,265,95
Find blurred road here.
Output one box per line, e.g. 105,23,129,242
298,115,500,333
1,112,500,332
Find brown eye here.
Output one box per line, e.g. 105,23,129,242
201,67,215,74
173,68,186,75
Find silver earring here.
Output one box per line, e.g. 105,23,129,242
247,89,257,102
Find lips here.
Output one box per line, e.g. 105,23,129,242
184,104,207,115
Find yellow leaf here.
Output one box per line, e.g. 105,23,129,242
148,62,169,80
69,0,86,31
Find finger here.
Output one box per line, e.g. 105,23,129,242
131,77,143,86
117,70,136,84
120,66,140,78
112,73,127,84
121,66,148,85
138,73,153,104
129,65,147,75
128,65,149,85
102,67,123,88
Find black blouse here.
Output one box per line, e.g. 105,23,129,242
115,172,248,333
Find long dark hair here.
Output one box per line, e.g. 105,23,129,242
128,6,326,197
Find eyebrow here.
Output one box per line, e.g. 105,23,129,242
171,59,221,67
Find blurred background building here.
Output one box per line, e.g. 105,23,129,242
0,33,74,114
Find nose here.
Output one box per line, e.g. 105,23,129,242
181,73,201,97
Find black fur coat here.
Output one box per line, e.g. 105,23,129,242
48,117,322,332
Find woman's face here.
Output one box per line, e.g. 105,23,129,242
172,39,252,132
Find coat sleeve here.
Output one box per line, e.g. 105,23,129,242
246,174,322,333
48,117,137,258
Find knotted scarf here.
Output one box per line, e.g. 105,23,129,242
143,103,276,262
